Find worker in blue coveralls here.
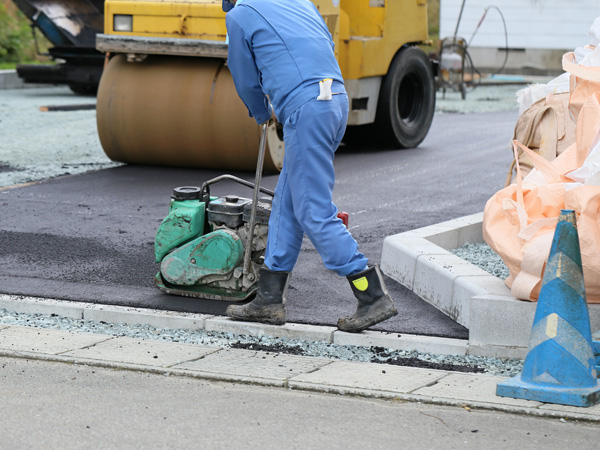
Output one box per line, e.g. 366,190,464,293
223,0,398,332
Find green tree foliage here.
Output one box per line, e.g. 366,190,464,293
0,1,50,64
0,3,31,62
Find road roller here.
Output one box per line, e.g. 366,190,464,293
95,0,436,171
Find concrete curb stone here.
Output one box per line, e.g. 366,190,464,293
0,295,85,319
333,330,468,356
83,304,213,330
380,214,600,359
204,316,337,342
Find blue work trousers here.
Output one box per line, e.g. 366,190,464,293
264,94,368,277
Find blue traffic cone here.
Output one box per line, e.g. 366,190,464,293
496,210,600,407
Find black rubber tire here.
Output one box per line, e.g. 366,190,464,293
375,46,436,149
69,83,98,96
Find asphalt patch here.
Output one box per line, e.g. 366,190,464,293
230,342,485,374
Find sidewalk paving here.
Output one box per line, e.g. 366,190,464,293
2,323,599,423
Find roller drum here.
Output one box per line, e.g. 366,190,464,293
96,55,284,171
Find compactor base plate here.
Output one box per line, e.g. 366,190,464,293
154,273,256,302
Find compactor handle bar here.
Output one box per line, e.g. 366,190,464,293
199,174,275,204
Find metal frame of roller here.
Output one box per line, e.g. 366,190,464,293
96,0,435,171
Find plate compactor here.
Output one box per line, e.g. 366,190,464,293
154,124,274,301
154,124,350,301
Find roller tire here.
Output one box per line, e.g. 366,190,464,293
375,46,435,149
69,83,97,96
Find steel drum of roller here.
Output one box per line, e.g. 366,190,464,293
96,55,284,172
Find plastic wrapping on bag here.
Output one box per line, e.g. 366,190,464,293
516,74,570,116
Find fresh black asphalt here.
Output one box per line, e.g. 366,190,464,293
0,110,517,339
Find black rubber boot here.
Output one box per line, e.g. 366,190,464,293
226,267,290,325
338,265,398,333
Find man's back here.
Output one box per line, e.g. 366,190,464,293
226,0,344,121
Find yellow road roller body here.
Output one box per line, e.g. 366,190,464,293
96,0,435,171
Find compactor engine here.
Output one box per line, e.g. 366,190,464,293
154,177,273,300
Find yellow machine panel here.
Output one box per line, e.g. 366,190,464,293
106,0,226,41
103,0,428,78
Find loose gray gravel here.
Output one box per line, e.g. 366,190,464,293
451,242,510,280
0,308,523,377
0,87,120,189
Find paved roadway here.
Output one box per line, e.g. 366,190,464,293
0,86,517,339
1,356,598,449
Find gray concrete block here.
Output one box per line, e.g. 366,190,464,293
413,254,481,321
401,213,483,250
204,317,335,342
452,275,510,327
83,306,210,331
416,228,459,250
175,348,330,383
456,214,485,245
289,360,448,394
468,294,536,349
0,325,111,354
0,70,46,89
381,235,448,289
64,335,218,367
0,295,84,319
413,373,543,407
333,330,467,356
0,70,22,89
467,342,528,359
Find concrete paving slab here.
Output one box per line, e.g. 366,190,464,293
64,335,219,367
174,348,331,383
0,326,111,354
0,324,598,421
205,317,336,342
413,373,543,408
289,360,448,394
83,305,211,331
333,330,468,356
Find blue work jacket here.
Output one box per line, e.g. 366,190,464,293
226,0,345,124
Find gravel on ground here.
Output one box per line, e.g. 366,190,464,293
451,242,510,280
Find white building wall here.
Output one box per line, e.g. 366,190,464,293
439,0,600,73
440,0,600,50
